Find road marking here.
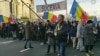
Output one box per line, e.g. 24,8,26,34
20,48,30,52
0,41,14,45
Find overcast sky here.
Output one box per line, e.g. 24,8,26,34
34,0,100,18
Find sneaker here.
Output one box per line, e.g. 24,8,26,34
86,53,90,56
24,47,27,49
80,49,85,52
57,54,60,56
89,51,94,54
29,47,34,48
40,43,44,45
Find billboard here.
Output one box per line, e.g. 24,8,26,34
36,1,66,13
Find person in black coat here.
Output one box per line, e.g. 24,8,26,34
46,22,56,54
55,14,69,56
70,21,77,49
84,20,97,56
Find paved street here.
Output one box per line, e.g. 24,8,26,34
0,38,100,56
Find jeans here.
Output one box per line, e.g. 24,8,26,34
76,37,84,51
57,42,66,56
47,44,56,53
24,39,32,48
71,37,77,48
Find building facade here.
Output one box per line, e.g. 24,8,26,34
12,0,35,20
0,0,35,21
0,0,10,17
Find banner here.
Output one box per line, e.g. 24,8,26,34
36,1,66,13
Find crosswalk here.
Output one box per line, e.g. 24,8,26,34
0,41,14,45
20,48,30,52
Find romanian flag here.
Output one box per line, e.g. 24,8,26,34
3,16,9,23
42,12,57,23
0,15,14,23
93,17,97,27
70,0,88,23
8,17,14,23
0,15,3,22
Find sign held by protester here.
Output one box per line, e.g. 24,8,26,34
36,1,66,13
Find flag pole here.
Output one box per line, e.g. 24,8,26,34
20,0,45,23
65,0,68,21
44,0,49,11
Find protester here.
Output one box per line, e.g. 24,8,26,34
18,23,25,40
11,22,18,40
24,21,33,49
55,14,68,56
70,20,77,49
84,20,97,56
97,21,100,41
76,21,85,51
46,21,56,54
39,22,46,45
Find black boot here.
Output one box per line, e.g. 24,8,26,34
29,46,34,48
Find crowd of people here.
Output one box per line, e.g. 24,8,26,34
0,22,24,40
0,14,100,56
